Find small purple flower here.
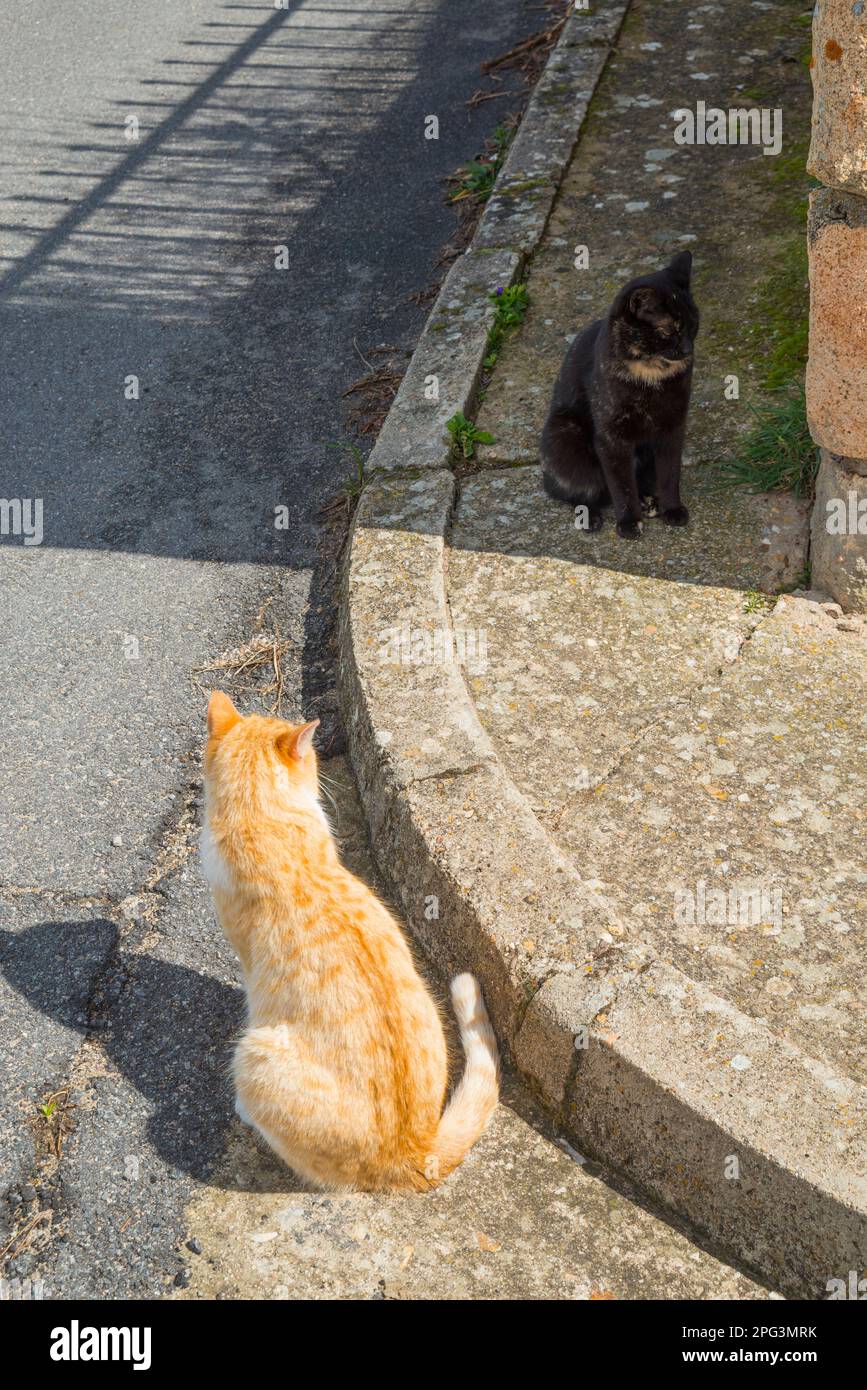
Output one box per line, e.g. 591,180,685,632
495,286,504,296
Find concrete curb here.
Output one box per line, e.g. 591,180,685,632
472,4,626,256
339,2,867,1297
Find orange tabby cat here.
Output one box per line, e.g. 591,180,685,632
201,691,499,1191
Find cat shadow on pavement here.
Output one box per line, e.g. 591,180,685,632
0,918,303,1194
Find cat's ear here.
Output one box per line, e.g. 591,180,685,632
207,690,241,738
276,719,320,762
294,720,320,758
627,286,663,323
667,249,693,285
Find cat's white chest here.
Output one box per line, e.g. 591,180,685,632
200,825,233,895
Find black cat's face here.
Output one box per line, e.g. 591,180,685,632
611,251,699,383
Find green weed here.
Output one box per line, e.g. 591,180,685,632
484,282,529,368
446,411,493,460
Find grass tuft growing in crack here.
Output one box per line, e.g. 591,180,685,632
743,588,776,616
484,282,529,368
721,385,819,498
325,440,366,499
34,1087,76,1159
447,123,516,204
316,440,367,533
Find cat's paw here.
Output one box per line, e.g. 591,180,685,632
616,517,643,541
234,1094,253,1128
661,505,690,527
587,509,604,532
640,495,660,518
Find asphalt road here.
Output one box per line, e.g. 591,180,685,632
0,0,534,1297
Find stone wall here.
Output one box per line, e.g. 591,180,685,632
806,1,867,609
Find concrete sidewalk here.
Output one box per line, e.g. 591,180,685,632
341,0,867,1297
450,480,866,1088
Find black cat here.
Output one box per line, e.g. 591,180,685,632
540,251,699,539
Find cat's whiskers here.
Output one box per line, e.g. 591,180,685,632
316,778,340,827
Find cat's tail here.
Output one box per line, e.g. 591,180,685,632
425,973,499,1184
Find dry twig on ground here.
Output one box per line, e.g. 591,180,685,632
192,632,294,715
341,361,404,436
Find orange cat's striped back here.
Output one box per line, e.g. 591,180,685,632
201,691,499,1191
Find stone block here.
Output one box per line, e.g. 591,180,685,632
810,448,867,611
806,189,867,460
807,0,867,196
